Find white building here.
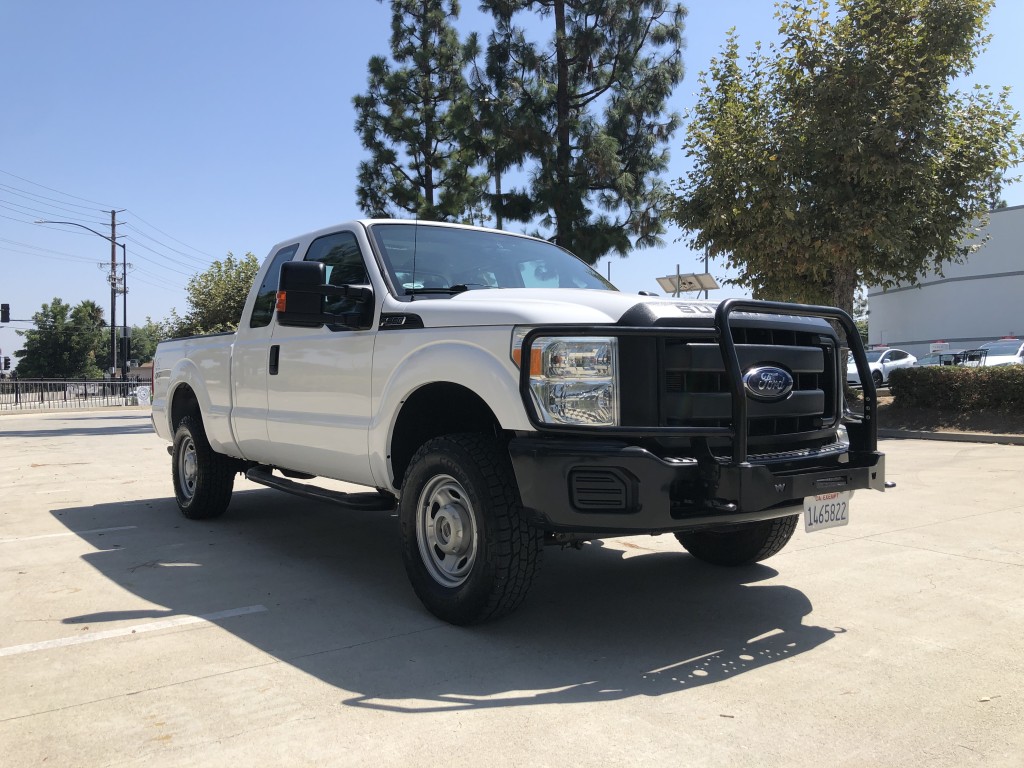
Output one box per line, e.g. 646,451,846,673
867,204,1024,357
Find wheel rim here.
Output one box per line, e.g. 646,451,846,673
415,473,478,588
178,437,198,500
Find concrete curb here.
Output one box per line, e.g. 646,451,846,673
3,405,1022,446
879,428,1024,446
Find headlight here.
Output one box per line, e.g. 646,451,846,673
511,329,618,426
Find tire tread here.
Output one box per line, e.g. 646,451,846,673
173,415,234,520
401,433,543,624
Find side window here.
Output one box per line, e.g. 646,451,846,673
890,351,907,361
304,231,369,316
304,231,368,285
250,244,300,328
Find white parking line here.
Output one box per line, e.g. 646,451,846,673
0,605,267,657
0,526,137,543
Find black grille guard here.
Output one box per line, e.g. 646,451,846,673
516,298,878,467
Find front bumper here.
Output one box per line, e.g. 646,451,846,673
508,437,885,535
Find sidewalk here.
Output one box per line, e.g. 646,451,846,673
879,427,1024,445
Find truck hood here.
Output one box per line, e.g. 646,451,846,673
392,288,720,327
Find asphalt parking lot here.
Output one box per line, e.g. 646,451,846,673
1,409,1022,767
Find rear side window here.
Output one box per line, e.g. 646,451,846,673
250,244,299,328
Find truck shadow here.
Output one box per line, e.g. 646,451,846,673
52,490,838,712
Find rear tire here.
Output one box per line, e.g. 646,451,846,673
675,515,798,566
399,433,543,625
172,415,235,520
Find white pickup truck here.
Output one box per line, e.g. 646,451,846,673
152,219,886,624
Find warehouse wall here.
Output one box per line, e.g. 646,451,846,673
867,204,1024,357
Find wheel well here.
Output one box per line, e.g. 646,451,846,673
390,383,502,488
169,384,201,432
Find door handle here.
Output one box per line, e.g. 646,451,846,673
269,345,280,376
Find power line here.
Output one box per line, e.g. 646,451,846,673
123,210,216,260
123,223,213,268
0,197,108,227
120,236,200,277
0,182,109,220
0,168,113,208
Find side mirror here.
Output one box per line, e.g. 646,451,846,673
277,261,328,327
276,261,375,330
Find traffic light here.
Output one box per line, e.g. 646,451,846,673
1,304,9,323
2,357,10,371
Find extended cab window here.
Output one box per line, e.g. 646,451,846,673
250,244,299,328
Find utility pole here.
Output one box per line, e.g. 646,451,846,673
109,209,118,377
122,243,129,379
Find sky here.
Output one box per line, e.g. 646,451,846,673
1,0,1022,365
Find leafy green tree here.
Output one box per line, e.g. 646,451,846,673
14,298,107,378
127,317,167,365
668,0,1022,317
166,253,260,337
74,299,110,371
483,0,687,262
354,0,484,221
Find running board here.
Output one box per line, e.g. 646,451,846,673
245,466,396,512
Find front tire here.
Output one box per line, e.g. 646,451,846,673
172,415,235,520
872,370,884,387
399,434,543,625
675,515,798,566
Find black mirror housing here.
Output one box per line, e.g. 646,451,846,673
277,261,375,330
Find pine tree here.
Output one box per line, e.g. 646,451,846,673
483,0,687,263
354,0,484,221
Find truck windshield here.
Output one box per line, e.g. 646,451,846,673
368,223,616,295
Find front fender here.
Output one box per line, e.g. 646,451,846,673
368,332,532,489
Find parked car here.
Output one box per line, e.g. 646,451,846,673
847,347,916,386
976,338,1024,366
914,349,970,367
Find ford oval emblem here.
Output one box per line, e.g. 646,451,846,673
742,366,794,402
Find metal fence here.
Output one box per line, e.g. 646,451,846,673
0,378,151,412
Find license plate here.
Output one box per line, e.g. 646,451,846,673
804,491,852,532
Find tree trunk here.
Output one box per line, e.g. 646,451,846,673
553,0,571,250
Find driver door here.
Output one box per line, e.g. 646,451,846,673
265,229,377,486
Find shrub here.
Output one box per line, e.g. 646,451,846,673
888,365,1024,411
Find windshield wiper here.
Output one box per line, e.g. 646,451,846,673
404,284,495,295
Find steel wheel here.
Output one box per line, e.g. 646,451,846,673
399,433,543,624
415,473,479,587
178,435,199,501
171,415,234,519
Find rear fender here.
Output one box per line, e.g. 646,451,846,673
166,357,237,455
